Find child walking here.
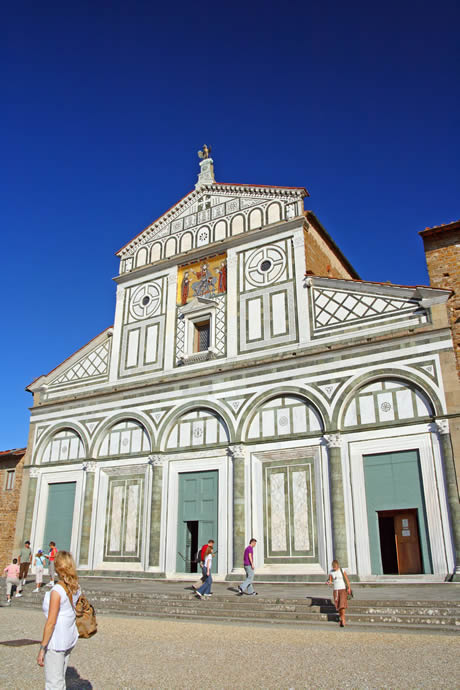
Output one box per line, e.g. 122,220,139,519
3,558,22,604
327,559,352,627
33,550,47,592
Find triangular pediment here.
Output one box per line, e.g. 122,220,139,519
117,183,307,273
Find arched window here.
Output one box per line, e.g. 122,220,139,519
247,395,323,440
41,429,85,463
98,420,151,456
343,379,434,427
167,409,229,449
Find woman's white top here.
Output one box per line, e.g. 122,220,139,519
43,583,81,651
204,554,213,571
329,568,347,591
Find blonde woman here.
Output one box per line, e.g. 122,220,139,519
327,559,352,627
37,551,81,688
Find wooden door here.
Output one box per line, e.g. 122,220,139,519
394,511,422,574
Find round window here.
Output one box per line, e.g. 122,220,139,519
260,259,272,272
141,296,151,306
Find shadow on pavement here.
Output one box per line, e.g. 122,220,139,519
66,666,93,689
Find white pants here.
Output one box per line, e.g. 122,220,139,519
44,648,72,690
6,578,21,597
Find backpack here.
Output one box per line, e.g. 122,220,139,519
60,581,98,639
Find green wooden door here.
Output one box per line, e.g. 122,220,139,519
42,482,77,553
363,451,432,574
176,471,218,572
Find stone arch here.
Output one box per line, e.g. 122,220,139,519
37,423,88,465
335,372,442,429
150,242,162,262
135,247,148,268
240,388,327,442
249,208,263,230
180,232,193,253
164,237,177,259
91,412,154,457
214,220,227,242
266,202,282,225
231,214,245,236
159,401,235,451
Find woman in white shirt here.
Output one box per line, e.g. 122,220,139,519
327,559,351,627
37,551,81,689
195,545,213,598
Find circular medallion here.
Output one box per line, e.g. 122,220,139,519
245,245,286,287
130,283,161,320
380,402,392,412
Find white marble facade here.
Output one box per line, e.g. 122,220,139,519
23,162,458,580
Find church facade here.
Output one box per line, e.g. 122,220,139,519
19,154,460,580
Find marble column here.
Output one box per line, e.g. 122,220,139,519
229,445,246,569
433,420,460,575
78,462,97,566
148,455,165,568
324,434,348,567
22,468,39,543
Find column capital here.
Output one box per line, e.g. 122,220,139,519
431,419,450,435
228,444,245,460
82,461,97,473
148,454,167,467
29,467,40,478
324,433,342,449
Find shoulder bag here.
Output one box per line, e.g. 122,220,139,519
59,581,98,639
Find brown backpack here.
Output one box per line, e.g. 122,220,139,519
59,581,98,639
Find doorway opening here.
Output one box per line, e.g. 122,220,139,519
185,521,199,573
377,509,423,574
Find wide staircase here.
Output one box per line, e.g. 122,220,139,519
13,580,460,633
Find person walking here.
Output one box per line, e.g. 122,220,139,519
237,539,258,596
326,559,352,627
192,539,215,591
3,558,23,604
195,545,213,599
45,542,58,587
33,550,47,592
37,550,81,688
18,540,32,586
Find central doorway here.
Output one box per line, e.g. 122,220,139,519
176,471,218,573
378,509,422,574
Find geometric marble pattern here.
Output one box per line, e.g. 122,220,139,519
313,288,418,329
41,429,85,463
51,341,110,385
98,420,151,457
248,395,323,440
166,409,229,449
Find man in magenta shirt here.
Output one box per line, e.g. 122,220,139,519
238,539,257,596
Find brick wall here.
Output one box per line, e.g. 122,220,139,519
421,224,460,380
0,450,26,567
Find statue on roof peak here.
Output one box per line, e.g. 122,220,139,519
198,145,212,160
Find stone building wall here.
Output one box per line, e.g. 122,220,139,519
0,449,26,567
420,221,460,379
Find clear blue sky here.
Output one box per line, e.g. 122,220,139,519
1,1,459,449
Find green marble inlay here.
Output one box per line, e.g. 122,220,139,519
233,457,245,569
22,477,37,543
78,472,95,566
329,446,348,567
149,465,163,567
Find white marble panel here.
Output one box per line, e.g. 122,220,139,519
248,415,260,439
145,324,158,364
270,473,287,551
248,298,262,340
377,392,395,421
267,202,281,224
214,220,226,241
125,484,139,552
396,389,414,418
126,329,139,368
276,407,291,435
359,394,376,424
415,391,431,416
191,420,205,446
109,485,123,551
292,470,310,551
206,417,217,444
167,426,178,449
271,292,286,335
109,432,120,456
231,215,244,235
262,409,275,437
179,423,191,447
344,399,357,426
308,408,322,432
292,405,307,433
131,427,142,453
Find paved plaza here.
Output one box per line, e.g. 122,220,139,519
0,606,458,689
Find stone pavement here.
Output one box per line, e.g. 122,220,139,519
0,608,458,689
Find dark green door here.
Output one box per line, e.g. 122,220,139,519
42,482,77,553
176,471,218,572
363,451,431,574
